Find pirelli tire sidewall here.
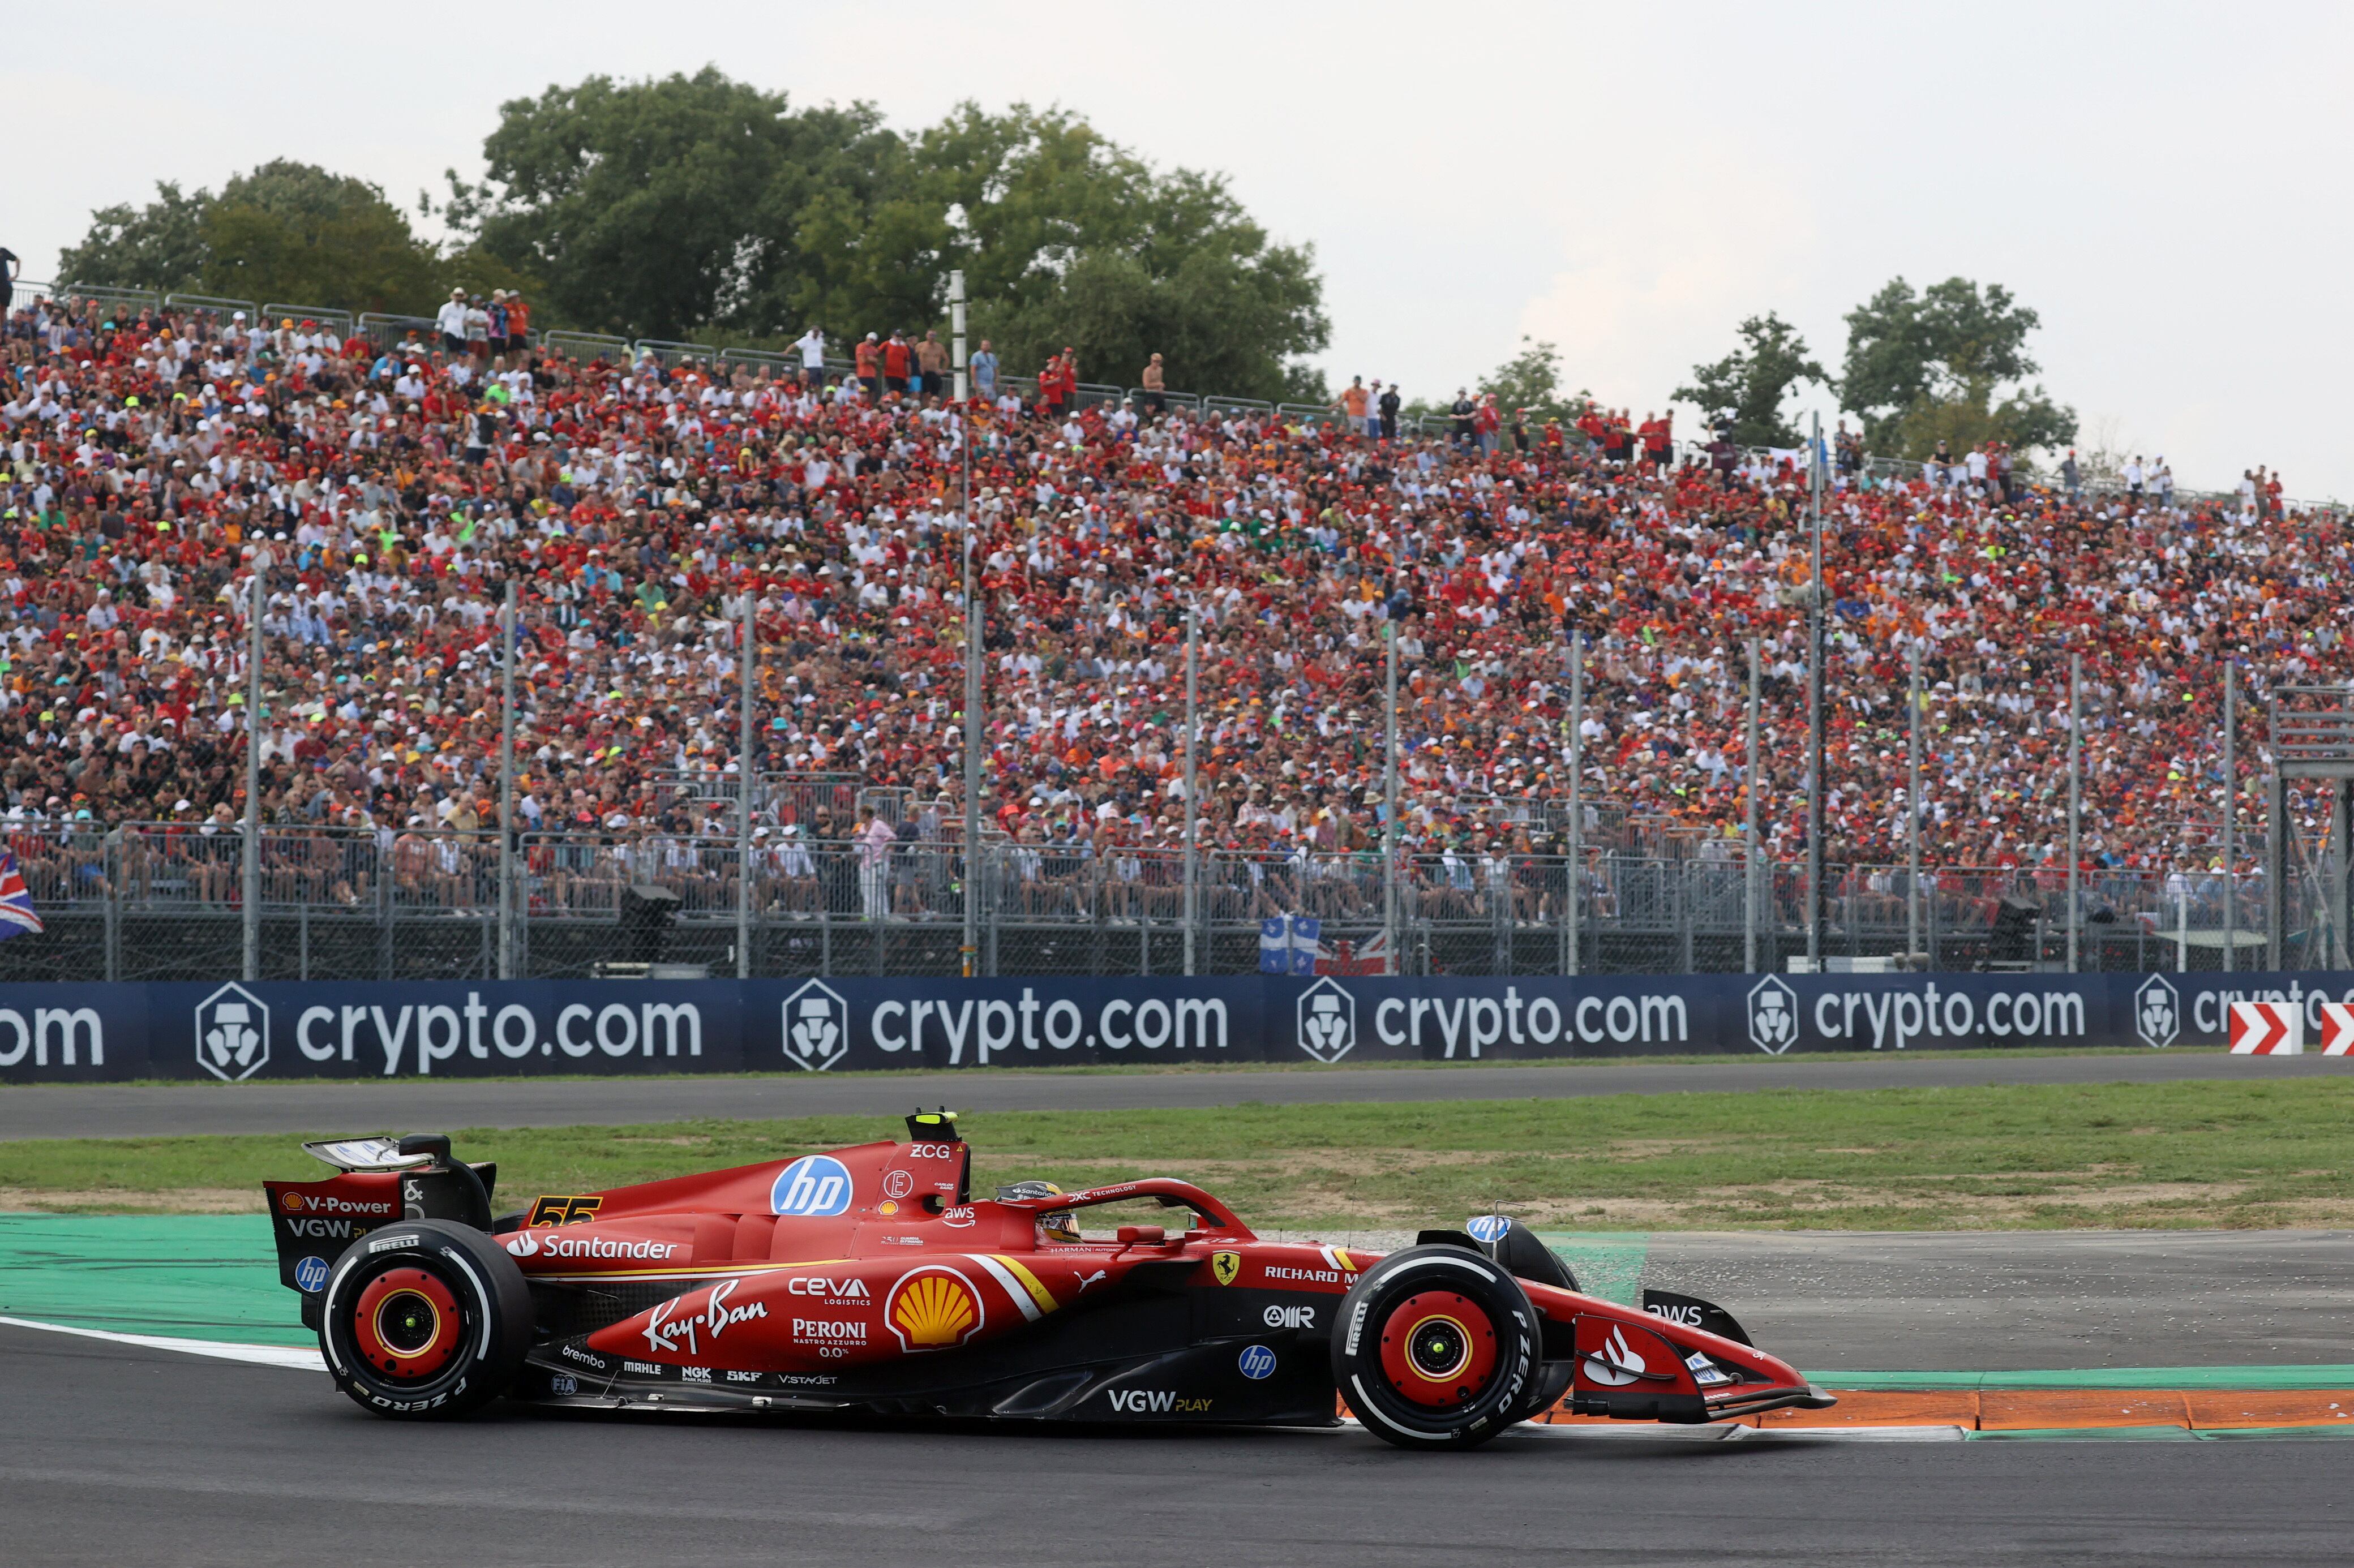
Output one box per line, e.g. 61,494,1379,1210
1332,1244,1537,1450
319,1219,533,1419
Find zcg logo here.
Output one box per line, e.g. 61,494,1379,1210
781,980,850,1071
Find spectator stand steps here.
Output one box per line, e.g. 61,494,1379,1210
538,330,629,366
162,292,258,330
260,303,354,345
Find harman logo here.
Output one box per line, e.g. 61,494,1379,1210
1296,977,1356,1064
782,980,850,1071
2136,974,2180,1050
1746,975,1798,1055
196,982,271,1082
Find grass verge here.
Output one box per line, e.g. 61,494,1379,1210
3,1079,2348,1230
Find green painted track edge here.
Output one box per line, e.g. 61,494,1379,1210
1820,1367,2354,1391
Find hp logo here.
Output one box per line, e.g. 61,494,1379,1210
1238,1344,1276,1381
771,1154,854,1217
293,1256,330,1294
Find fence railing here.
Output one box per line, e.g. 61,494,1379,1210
0,823,2316,983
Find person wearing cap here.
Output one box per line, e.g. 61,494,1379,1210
435,289,469,358
854,333,881,402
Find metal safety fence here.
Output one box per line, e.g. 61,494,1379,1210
0,825,2316,985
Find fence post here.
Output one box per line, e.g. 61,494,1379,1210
104,830,121,983
1567,636,1583,977
2222,663,2236,972
243,570,262,981
1746,638,1760,974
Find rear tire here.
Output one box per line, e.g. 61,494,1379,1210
1331,1244,1537,1450
319,1219,531,1419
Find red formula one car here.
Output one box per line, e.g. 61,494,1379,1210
264,1111,1832,1449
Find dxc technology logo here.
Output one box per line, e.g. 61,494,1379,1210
1746,976,1798,1055
2135,974,2180,1049
1296,977,1355,1064
781,979,850,1071
196,982,271,1081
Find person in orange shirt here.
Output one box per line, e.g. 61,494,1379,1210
854,333,881,401
1339,376,1370,435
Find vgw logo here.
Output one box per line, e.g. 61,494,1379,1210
781,979,850,1071
1296,977,1356,1064
1746,976,1799,1055
2136,974,2180,1049
771,1154,854,1217
196,982,270,1081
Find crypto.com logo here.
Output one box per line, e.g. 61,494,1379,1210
781,979,851,1071
1296,977,1356,1064
1746,976,1799,1055
195,982,271,1082
2134,974,2180,1049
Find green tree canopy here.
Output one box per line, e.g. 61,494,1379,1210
1838,277,2076,458
58,161,443,315
1475,336,1587,428
448,75,1328,398
1673,312,1825,448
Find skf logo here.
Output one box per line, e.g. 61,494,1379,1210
1747,975,1798,1055
195,981,270,1082
1296,977,1356,1064
781,979,850,1071
2135,974,2180,1049
1211,1251,1242,1287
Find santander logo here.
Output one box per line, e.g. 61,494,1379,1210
1585,1324,1648,1387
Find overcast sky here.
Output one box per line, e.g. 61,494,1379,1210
8,2,2348,497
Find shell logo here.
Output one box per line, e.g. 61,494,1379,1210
281,1191,303,1212
885,1265,985,1353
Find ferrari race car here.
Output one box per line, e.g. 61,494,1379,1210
265,1111,1832,1449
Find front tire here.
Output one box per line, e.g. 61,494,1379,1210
319,1219,531,1419
1332,1245,1537,1450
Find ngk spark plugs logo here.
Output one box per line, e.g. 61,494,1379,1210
196,982,271,1081
781,979,850,1071
1296,977,1356,1064
1746,976,1798,1055
2135,974,2180,1049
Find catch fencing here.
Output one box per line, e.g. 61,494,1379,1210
0,823,2313,985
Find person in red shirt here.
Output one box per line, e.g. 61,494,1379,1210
854,333,881,401
1037,353,1064,418
882,331,912,397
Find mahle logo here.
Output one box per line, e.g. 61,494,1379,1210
1746,976,1798,1055
2135,974,2180,1049
781,979,850,1071
196,982,271,1081
1296,977,1355,1064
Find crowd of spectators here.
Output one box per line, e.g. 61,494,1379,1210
0,285,2334,925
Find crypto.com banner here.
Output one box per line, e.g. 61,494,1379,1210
0,971,2342,1081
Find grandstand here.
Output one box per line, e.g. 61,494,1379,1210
0,281,2344,983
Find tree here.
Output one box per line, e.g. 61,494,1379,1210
56,181,211,293
1673,312,1825,448
200,161,441,313
1838,277,2076,458
1475,336,1587,428
448,77,1328,397
57,161,442,314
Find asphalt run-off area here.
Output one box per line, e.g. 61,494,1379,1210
8,1047,2354,1139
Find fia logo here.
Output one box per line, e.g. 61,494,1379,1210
2135,974,2180,1049
1746,975,1799,1055
1237,1344,1276,1381
1296,977,1356,1064
195,982,271,1082
781,979,850,1071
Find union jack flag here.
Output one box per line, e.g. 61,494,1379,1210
0,847,42,940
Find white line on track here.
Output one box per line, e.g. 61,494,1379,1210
0,1314,325,1371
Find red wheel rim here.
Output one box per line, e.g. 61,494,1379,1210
1376,1289,1498,1408
350,1266,465,1382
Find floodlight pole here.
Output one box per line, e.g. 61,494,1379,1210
243,567,262,982
1907,641,1922,960
1806,411,1824,970
736,587,755,980
1384,619,1399,974
953,269,981,977
1746,637,1760,974
2068,652,2081,973
1183,604,1199,976
499,578,517,979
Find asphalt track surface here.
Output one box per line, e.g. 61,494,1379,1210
10,1049,2353,1140
7,1322,2351,1567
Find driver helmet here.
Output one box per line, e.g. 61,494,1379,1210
997,1179,1079,1243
